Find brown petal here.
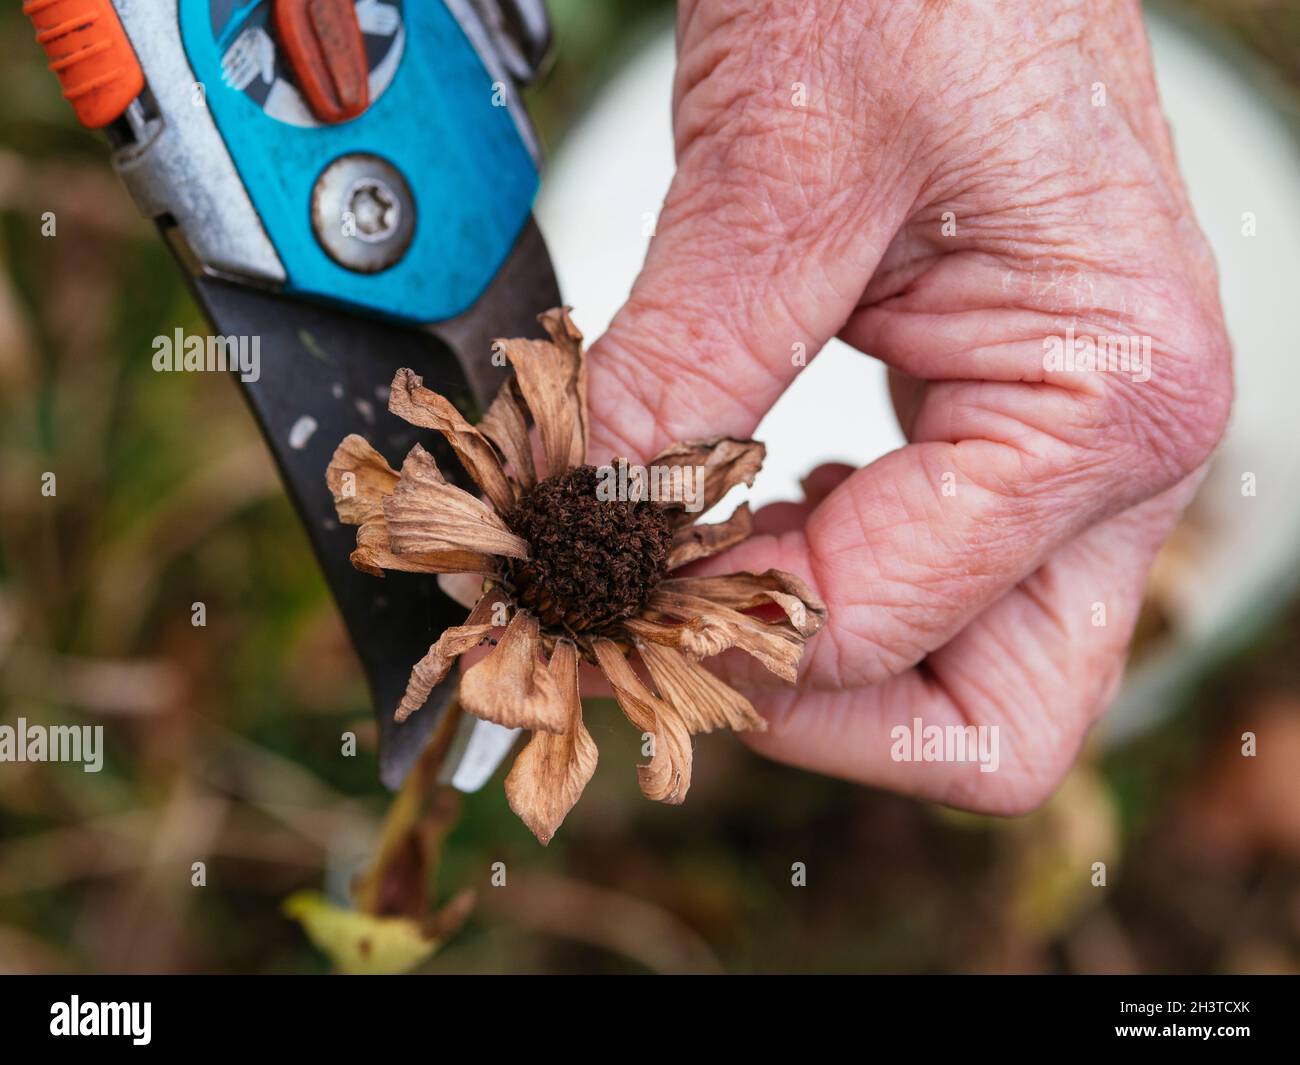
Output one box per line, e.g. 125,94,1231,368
460,611,568,732
495,307,586,477
479,378,535,490
659,569,827,637
620,614,732,660
637,703,693,807
539,305,585,353
394,593,503,723
387,368,515,514
327,434,399,525
327,439,497,577
541,308,588,457
668,503,753,570
646,589,807,683
592,639,692,804
383,444,529,560
504,641,598,844
350,519,497,577
649,438,764,525
635,638,767,734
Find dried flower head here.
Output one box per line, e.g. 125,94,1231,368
327,308,826,843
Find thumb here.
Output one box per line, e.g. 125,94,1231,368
583,111,910,466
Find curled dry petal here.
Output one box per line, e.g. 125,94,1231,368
328,436,495,576
539,305,585,352
540,307,588,463
620,614,732,660
351,519,496,577
383,444,529,561
460,611,568,733
387,368,515,514
635,638,767,734
646,589,806,683
592,639,692,804
495,307,586,477
327,434,399,525
504,641,598,844
394,593,503,723
659,569,827,637
637,702,693,807
393,623,489,723
649,437,764,525
667,503,753,570
479,377,535,490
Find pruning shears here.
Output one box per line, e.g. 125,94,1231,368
24,0,560,789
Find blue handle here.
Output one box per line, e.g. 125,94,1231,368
180,0,538,323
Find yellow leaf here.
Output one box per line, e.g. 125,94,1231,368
283,891,441,975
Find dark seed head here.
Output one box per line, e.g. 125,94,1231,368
504,464,673,635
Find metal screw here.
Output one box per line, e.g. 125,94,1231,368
346,178,400,243
311,153,415,273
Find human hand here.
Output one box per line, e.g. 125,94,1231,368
582,0,1233,813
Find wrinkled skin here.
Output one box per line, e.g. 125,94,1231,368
582,0,1233,814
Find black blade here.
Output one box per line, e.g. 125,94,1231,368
189,276,470,787
181,218,559,789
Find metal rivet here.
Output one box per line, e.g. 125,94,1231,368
311,153,415,273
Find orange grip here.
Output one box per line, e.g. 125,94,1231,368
273,0,370,124
23,0,144,129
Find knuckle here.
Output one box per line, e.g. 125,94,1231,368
947,738,1074,818
1103,302,1234,491
941,683,1095,818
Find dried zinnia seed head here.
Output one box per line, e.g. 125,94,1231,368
503,464,673,635
326,307,828,845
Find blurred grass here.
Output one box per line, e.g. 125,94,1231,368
1,0,1299,974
